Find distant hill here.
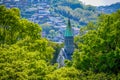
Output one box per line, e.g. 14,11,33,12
2,0,120,27
50,0,98,27
97,2,120,13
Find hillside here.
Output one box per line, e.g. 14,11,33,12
50,0,98,27
97,2,120,13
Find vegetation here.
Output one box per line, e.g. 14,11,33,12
97,2,120,13
51,0,98,27
73,10,120,76
0,6,55,79
0,5,120,80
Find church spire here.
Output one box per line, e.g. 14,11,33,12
68,18,71,29
68,11,71,29
64,16,73,37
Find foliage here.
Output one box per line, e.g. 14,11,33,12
54,5,97,27
52,0,98,27
97,2,120,14
73,10,120,74
0,6,56,80
0,40,55,79
0,5,41,45
46,67,119,80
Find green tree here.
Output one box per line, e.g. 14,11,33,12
73,10,120,74
0,6,56,80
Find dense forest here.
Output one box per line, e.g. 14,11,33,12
0,5,120,80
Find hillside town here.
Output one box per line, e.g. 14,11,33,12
0,0,80,42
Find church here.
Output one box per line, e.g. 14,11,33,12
57,18,74,67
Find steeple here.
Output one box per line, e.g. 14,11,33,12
68,18,71,29
64,19,73,37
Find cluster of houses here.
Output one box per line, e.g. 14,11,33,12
1,0,80,42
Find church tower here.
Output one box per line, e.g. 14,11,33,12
64,19,74,60
57,18,74,67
